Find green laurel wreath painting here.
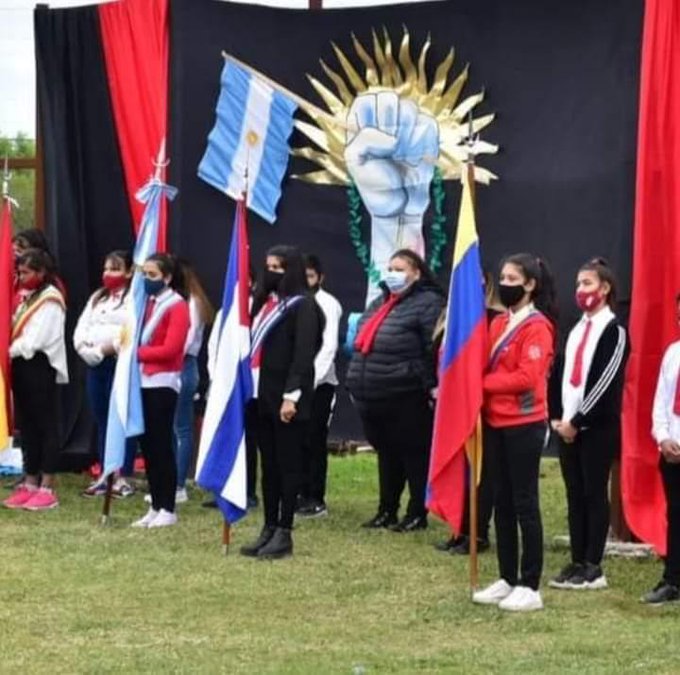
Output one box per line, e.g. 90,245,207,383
347,166,448,285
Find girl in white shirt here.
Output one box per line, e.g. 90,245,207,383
3,249,68,511
73,250,136,498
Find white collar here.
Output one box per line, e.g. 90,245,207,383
579,304,614,327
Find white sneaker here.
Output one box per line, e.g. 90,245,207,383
498,586,544,612
175,488,188,504
144,493,152,504
147,509,178,528
131,508,158,528
472,579,514,605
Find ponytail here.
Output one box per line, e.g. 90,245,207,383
503,252,559,326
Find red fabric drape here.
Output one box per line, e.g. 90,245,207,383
98,0,169,250
622,0,680,556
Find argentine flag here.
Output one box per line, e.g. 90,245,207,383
198,60,297,224
103,176,178,477
195,200,253,523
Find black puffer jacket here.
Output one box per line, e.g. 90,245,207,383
346,280,445,402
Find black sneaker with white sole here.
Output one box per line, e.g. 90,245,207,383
642,581,680,605
548,562,584,590
567,562,608,590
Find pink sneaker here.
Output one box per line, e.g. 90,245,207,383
3,485,36,509
23,488,59,511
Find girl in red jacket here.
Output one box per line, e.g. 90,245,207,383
473,253,557,612
132,254,189,529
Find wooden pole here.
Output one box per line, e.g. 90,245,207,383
100,474,115,526
468,430,480,592
222,521,231,555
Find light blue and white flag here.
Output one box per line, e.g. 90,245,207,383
198,60,297,224
102,175,178,477
195,200,253,523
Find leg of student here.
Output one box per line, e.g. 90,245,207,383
173,356,199,489
245,399,259,499
559,435,587,564
307,383,336,504
487,425,519,585
400,393,433,519
259,414,282,527
85,357,116,466
660,457,680,587
12,357,42,484
477,445,495,541
38,363,60,487
506,422,545,590
275,419,308,529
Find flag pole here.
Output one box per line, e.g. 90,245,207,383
465,110,480,594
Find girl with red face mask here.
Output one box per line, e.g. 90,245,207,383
73,251,137,498
549,258,629,592
3,249,68,511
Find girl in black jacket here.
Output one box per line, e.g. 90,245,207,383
346,249,444,532
550,258,629,590
240,245,323,560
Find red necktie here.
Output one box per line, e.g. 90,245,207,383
143,297,156,325
570,319,592,387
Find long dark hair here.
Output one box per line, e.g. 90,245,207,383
389,248,440,291
176,257,215,324
502,252,559,325
578,257,617,309
17,248,59,303
145,253,187,298
253,245,308,314
14,228,50,253
92,250,133,307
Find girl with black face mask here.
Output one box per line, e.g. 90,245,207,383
473,253,557,613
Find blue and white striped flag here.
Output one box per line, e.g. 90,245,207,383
103,175,178,477
195,200,253,523
198,60,297,224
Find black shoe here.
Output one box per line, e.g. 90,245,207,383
297,500,328,518
257,527,293,560
247,495,259,510
642,581,680,605
548,562,584,589
566,562,607,590
361,512,398,529
389,515,428,533
434,535,461,552
240,525,276,557
450,536,490,555
201,498,218,509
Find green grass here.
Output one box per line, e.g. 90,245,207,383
0,456,678,674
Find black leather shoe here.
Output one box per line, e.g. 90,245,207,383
257,527,293,560
450,536,490,555
240,525,276,557
434,535,461,552
361,512,398,529
389,515,428,532
642,581,680,605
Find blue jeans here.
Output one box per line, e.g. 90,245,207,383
173,355,199,488
86,357,136,476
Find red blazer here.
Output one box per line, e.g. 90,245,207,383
138,299,190,376
483,311,554,428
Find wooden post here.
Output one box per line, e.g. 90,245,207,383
222,521,231,555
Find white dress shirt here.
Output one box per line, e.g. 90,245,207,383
73,289,129,367
561,305,615,421
652,340,680,446
10,292,68,384
313,287,342,388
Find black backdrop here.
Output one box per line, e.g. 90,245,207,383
168,0,642,439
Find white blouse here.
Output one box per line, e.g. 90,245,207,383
73,289,129,367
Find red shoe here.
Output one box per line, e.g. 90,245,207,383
3,485,36,509
23,488,59,511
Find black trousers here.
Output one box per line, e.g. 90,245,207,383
460,450,494,541
301,383,336,504
486,421,545,590
140,388,178,513
559,425,616,566
258,414,308,529
661,457,680,587
245,399,258,499
356,392,433,519
12,354,60,476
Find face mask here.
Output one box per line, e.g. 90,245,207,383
499,283,526,309
144,277,166,296
264,269,284,294
576,289,603,312
19,275,43,291
383,270,409,294
102,273,127,292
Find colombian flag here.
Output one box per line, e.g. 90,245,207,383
426,167,487,533
0,195,14,449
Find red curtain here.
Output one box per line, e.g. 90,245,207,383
622,0,680,555
98,0,169,250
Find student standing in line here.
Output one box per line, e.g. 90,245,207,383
550,258,629,591
132,254,189,529
3,249,68,510
74,250,137,498
240,245,323,560
297,254,342,518
473,253,557,612
645,293,680,604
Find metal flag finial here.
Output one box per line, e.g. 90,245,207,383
2,155,10,199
